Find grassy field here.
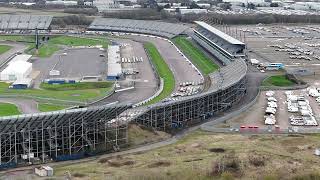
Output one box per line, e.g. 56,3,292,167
144,42,175,105
38,103,67,112
52,131,320,180
40,82,113,91
0,45,12,54
0,103,20,117
0,35,109,57
173,36,219,75
0,82,114,103
262,75,296,87
0,35,35,42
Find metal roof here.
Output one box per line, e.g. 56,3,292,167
107,45,122,77
194,21,245,45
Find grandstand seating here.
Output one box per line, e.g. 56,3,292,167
88,18,189,38
192,21,245,65
0,15,52,30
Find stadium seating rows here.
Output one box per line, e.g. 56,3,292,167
89,18,189,38
0,15,52,30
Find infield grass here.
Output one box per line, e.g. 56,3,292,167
173,36,219,75
144,42,175,105
0,103,20,117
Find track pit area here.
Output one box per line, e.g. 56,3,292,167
32,48,107,84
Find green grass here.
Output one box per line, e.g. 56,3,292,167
0,45,12,54
144,42,175,105
0,82,114,103
40,82,114,91
262,75,296,87
38,103,67,112
173,36,219,75
0,35,109,57
37,43,60,57
0,103,20,117
0,35,35,42
49,36,109,48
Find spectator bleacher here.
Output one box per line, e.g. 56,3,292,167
88,18,189,38
0,15,52,30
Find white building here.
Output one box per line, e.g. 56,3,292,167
0,61,32,81
46,0,78,6
107,45,122,80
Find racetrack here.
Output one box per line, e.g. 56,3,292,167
91,39,158,106
0,98,39,114
0,42,27,69
124,35,203,92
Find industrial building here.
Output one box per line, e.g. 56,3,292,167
192,21,246,65
107,45,122,80
0,61,32,81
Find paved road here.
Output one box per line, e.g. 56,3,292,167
125,35,203,92
0,41,27,69
0,98,40,114
91,38,158,106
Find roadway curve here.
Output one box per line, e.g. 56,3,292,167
125,35,203,92
0,41,27,69
0,98,40,114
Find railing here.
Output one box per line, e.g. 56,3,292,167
133,78,164,107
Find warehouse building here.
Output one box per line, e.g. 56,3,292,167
107,45,122,80
0,61,32,81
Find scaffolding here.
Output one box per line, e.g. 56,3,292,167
0,105,129,169
134,78,246,132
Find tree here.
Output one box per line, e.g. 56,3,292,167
220,2,232,11
190,1,200,9
247,2,255,9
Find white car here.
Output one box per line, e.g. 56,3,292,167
268,97,277,102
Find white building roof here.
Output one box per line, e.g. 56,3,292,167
8,54,32,65
13,78,32,85
107,45,122,77
2,61,32,74
194,21,245,45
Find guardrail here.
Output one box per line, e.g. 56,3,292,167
201,87,261,131
0,94,86,105
133,78,164,107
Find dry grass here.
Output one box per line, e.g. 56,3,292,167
52,131,320,180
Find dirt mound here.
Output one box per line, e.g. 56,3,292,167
208,148,226,153
147,161,171,168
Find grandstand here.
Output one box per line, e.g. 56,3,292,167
192,21,245,65
88,18,189,38
0,104,129,169
0,18,248,170
133,59,247,131
0,15,52,30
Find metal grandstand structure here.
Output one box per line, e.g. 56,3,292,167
193,21,245,65
133,59,247,132
0,18,248,169
88,18,189,38
0,15,52,30
0,105,129,169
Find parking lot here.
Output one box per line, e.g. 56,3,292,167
32,48,106,87
234,24,320,74
225,86,320,130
